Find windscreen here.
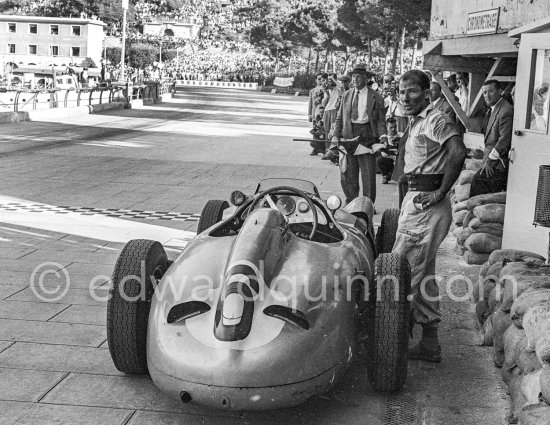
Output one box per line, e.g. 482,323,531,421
255,179,319,196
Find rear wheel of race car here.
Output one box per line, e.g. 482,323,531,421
375,208,400,255
107,239,168,375
367,252,411,392
197,200,229,234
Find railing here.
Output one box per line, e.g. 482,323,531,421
175,80,258,90
0,86,125,112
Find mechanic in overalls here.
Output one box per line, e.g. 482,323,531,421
393,70,466,363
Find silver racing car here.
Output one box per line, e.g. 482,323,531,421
107,178,411,410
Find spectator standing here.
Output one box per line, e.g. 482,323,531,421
386,88,408,132
393,70,466,363
308,73,326,155
331,64,386,204
456,72,470,114
321,73,342,159
446,74,458,93
470,80,513,197
376,117,401,184
429,81,456,125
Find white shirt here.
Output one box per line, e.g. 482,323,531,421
351,86,369,124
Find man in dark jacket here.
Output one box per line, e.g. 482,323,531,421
470,80,513,197
331,64,386,204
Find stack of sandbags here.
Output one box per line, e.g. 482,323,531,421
462,192,507,265
471,249,550,424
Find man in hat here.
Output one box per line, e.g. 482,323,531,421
331,64,386,204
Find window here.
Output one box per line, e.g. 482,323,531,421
50,25,59,35
8,44,15,54
50,45,59,56
72,26,80,36
526,49,550,134
29,24,37,34
29,45,37,55
71,47,80,57
8,23,16,33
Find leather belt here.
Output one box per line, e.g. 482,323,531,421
406,173,444,192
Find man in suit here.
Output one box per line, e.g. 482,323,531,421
331,64,386,204
429,81,456,125
470,80,513,197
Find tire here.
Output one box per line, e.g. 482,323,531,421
197,200,229,234
367,252,411,392
375,208,400,255
107,239,168,374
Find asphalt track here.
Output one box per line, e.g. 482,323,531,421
0,87,506,424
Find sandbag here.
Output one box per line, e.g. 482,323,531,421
540,368,550,404
454,210,468,226
467,191,507,210
464,233,503,254
463,210,476,228
524,304,550,351
465,158,484,171
517,402,550,425
535,335,550,368
473,273,498,303
452,200,469,214
505,326,528,370
487,286,500,317
455,183,471,202
458,169,476,185
470,225,503,238
456,227,473,245
480,261,492,279
503,333,529,385
487,263,504,282
469,217,504,232
482,312,494,346
473,203,506,224
522,369,543,405
490,250,546,266
463,250,490,265
508,374,527,424
493,309,512,367
511,292,550,328
518,349,543,374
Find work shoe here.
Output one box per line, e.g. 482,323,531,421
381,175,389,184
408,341,442,363
310,149,320,156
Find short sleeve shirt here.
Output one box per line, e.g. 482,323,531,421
404,105,460,174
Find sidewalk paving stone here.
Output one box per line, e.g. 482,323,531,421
0,300,68,321
0,341,14,353
0,402,133,425
127,410,244,425
0,285,26,300
0,318,105,346
8,287,108,307
0,342,121,375
0,368,66,402
48,304,106,326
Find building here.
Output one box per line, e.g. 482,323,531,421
143,18,200,40
423,1,550,257
0,15,105,69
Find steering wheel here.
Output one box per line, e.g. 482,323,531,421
248,186,318,240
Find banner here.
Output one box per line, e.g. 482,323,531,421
273,76,294,87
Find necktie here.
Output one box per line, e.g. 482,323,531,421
483,108,491,133
351,90,359,121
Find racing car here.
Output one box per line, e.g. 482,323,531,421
107,178,410,410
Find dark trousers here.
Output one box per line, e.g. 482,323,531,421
398,175,408,208
341,123,376,204
470,167,508,198
376,156,394,177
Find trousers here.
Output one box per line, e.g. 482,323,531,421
340,123,377,204
392,191,452,325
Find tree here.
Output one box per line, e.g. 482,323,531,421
127,42,157,70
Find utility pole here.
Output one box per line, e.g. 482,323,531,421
120,0,129,81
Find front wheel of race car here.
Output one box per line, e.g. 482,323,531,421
107,239,168,375
197,200,229,234
367,252,411,392
375,208,400,255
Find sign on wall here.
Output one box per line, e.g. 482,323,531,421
467,8,500,35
